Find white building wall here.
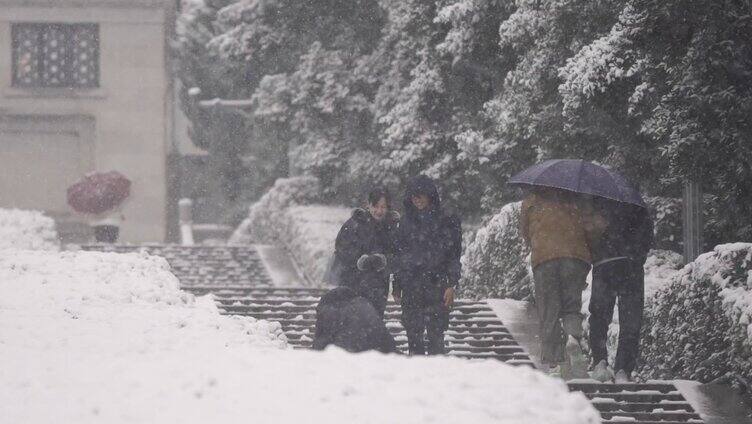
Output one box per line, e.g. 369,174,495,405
0,1,171,242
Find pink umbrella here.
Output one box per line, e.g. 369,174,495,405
67,171,131,215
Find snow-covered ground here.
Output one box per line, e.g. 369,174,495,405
0,208,58,251
0,249,600,423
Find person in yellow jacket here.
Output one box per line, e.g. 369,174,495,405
520,187,593,378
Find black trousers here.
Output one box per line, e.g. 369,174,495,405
588,259,644,374
400,282,449,355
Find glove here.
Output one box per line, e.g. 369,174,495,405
357,254,387,272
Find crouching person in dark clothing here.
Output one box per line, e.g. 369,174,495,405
331,186,398,317
312,287,397,353
585,199,653,383
356,253,390,315
393,175,461,355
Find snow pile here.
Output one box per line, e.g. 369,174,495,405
460,201,533,301
643,249,684,297
279,205,351,285
0,208,59,251
0,250,601,423
0,249,287,353
230,176,322,244
640,243,752,384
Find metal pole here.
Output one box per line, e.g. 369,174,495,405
682,179,703,263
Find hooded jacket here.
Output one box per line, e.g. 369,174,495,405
394,175,462,291
332,207,398,290
312,287,397,353
588,198,654,265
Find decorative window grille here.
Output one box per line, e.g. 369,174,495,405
12,23,99,88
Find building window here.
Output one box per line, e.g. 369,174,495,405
12,23,99,89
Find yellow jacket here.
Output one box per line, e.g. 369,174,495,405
520,192,593,268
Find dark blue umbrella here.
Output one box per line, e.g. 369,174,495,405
508,159,646,207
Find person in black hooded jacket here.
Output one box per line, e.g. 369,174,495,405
584,197,654,383
312,286,397,354
331,186,399,317
393,175,462,355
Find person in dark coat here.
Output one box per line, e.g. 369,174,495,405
393,175,461,355
331,186,399,317
312,286,398,354
585,198,654,383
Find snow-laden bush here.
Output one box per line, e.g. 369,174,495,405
460,202,533,301
278,205,351,285
0,208,58,251
230,176,321,244
644,196,682,252
643,249,685,297
639,243,752,385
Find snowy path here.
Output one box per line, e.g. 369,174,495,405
254,244,308,287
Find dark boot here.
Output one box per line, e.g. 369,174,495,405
405,329,425,355
426,328,445,355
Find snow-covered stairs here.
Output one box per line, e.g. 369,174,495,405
569,382,702,423
83,244,706,423
202,287,705,424
202,287,535,365
82,245,273,289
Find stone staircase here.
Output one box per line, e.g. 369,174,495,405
83,244,707,424
203,286,534,364
198,286,704,424
570,382,703,423
81,244,273,289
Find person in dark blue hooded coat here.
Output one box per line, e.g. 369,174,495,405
393,175,461,355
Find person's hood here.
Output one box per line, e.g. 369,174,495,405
316,286,357,312
403,175,441,218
